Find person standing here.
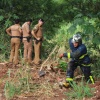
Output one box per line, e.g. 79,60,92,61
22,19,32,63
32,19,44,65
6,19,22,64
59,33,94,88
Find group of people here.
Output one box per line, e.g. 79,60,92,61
6,19,44,65
6,18,94,88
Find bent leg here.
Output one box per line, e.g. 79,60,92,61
80,65,94,84
66,61,78,79
63,61,78,88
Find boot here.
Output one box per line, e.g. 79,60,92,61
63,77,73,88
63,82,70,88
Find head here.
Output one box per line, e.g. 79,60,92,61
72,33,82,47
38,19,44,26
15,19,20,24
27,19,32,25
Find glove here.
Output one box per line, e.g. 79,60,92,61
59,54,64,59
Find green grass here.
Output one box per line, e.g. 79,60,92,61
4,64,32,100
65,80,95,100
58,61,67,72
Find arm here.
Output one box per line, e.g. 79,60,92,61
18,26,22,34
63,50,81,59
31,30,38,39
31,25,40,40
60,45,86,59
6,27,11,36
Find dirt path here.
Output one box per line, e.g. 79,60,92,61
0,63,100,100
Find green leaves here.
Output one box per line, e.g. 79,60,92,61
51,0,66,4
74,14,83,18
5,19,12,28
0,16,4,21
4,81,16,100
58,61,67,72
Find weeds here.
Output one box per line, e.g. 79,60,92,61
58,61,67,72
4,63,32,99
65,80,95,100
4,81,16,100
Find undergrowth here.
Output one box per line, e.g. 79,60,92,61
65,80,95,100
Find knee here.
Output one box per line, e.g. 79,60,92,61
68,61,74,67
67,62,74,70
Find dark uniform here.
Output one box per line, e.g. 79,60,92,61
60,34,94,87
65,38,92,82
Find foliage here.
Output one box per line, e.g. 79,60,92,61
4,81,21,100
65,80,95,100
4,65,31,99
58,61,67,72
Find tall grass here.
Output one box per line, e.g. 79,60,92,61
65,80,95,100
4,63,32,99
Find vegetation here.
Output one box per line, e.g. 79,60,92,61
0,0,100,99
66,80,95,100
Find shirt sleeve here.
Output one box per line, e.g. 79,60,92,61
33,25,39,33
63,44,87,59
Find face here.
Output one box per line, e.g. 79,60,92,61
38,20,44,26
73,42,79,47
27,21,31,25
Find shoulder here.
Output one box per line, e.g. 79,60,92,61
22,22,28,27
10,25,14,28
6,26,12,30
78,44,87,51
10,25,15,29
79,44,86,48
34,24,39,28
22,23,25,27
33,24,39,30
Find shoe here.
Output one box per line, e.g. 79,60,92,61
32,61,41,66
63,82,70,88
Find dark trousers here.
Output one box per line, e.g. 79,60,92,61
66,60,91,81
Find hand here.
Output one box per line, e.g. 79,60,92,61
37,38,40,40
59,54,64,59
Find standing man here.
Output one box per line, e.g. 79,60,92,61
32,19,44,65
6,19,22,65
59,33,94,88
22,19,32,63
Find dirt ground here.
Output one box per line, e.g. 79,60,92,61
0,62,100,100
